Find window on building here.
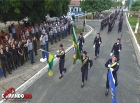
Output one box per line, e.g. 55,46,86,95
71,8,73,12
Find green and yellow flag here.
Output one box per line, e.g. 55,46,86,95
45,52,54,76
72,25,81,64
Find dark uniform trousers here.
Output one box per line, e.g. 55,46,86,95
79,43,83,53
118,26,122,33
53,33,57,43
81,67,88,83
7,58,14,70
19,55,24,65
24,48,29,61
95,45,100,56
13,55,19,68
1,61,11,77
59,59,66,74
57,32,61,41
81,56,91,83
34,45,37,55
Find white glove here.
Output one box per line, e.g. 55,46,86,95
99,42,101,44
108,64,111,68
56,50,59,53
88,66,91,69
118,50,120,52
82,43,83,45
54,55,57,58
110,53,113,56
110,68,114,72
93,45,95,48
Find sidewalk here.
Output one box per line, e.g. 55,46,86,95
0,21,92,99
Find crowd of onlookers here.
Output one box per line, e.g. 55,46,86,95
0,17,73,78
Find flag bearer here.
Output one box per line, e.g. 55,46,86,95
105,55,119,96
56,44,67,79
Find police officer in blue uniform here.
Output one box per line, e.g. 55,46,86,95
81,51,92,88
110,38,122,62
56,44,67,79
78,33,85,53
118,20,123,33
93,33,102,60
105,55,119,96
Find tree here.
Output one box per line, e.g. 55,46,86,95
0,0,70,24
80,0,112,12
80,0,112,19
111,1,122,8
45,0,70,17
131,0,140,11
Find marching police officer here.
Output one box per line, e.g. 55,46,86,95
118,20,123,33
56,44,67,79
78,33,85,53
105,55,119,96
81,51,92,88
93,33,102,60
26,39,35,65
0,49,12,77
110,38,122,62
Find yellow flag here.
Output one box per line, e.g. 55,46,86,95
48,69,53,76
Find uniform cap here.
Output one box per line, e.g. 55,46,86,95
83,51,87,55
60,44,63,47
117,38,120,40
97,33,100,35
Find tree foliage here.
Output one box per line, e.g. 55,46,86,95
45,0,70,17
80,0,112,12
111,1,122,8
131,0,140,11
0,0,70,23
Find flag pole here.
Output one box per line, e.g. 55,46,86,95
39,49,55,55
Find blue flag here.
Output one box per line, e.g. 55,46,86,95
108,70,117,103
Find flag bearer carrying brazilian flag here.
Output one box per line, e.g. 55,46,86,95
72,25,81,64
55,44,67,79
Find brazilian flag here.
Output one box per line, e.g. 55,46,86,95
45,52,54,76
72,25,81,64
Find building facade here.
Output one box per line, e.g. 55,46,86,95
69,0,82,13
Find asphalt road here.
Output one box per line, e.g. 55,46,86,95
20,15,140,103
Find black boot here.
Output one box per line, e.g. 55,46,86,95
105,89,109,96
59,74,63,79
81,82,84,88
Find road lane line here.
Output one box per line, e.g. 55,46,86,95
0,24,93,103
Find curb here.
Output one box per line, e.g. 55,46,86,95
0,24,93,103
125,13,140,66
